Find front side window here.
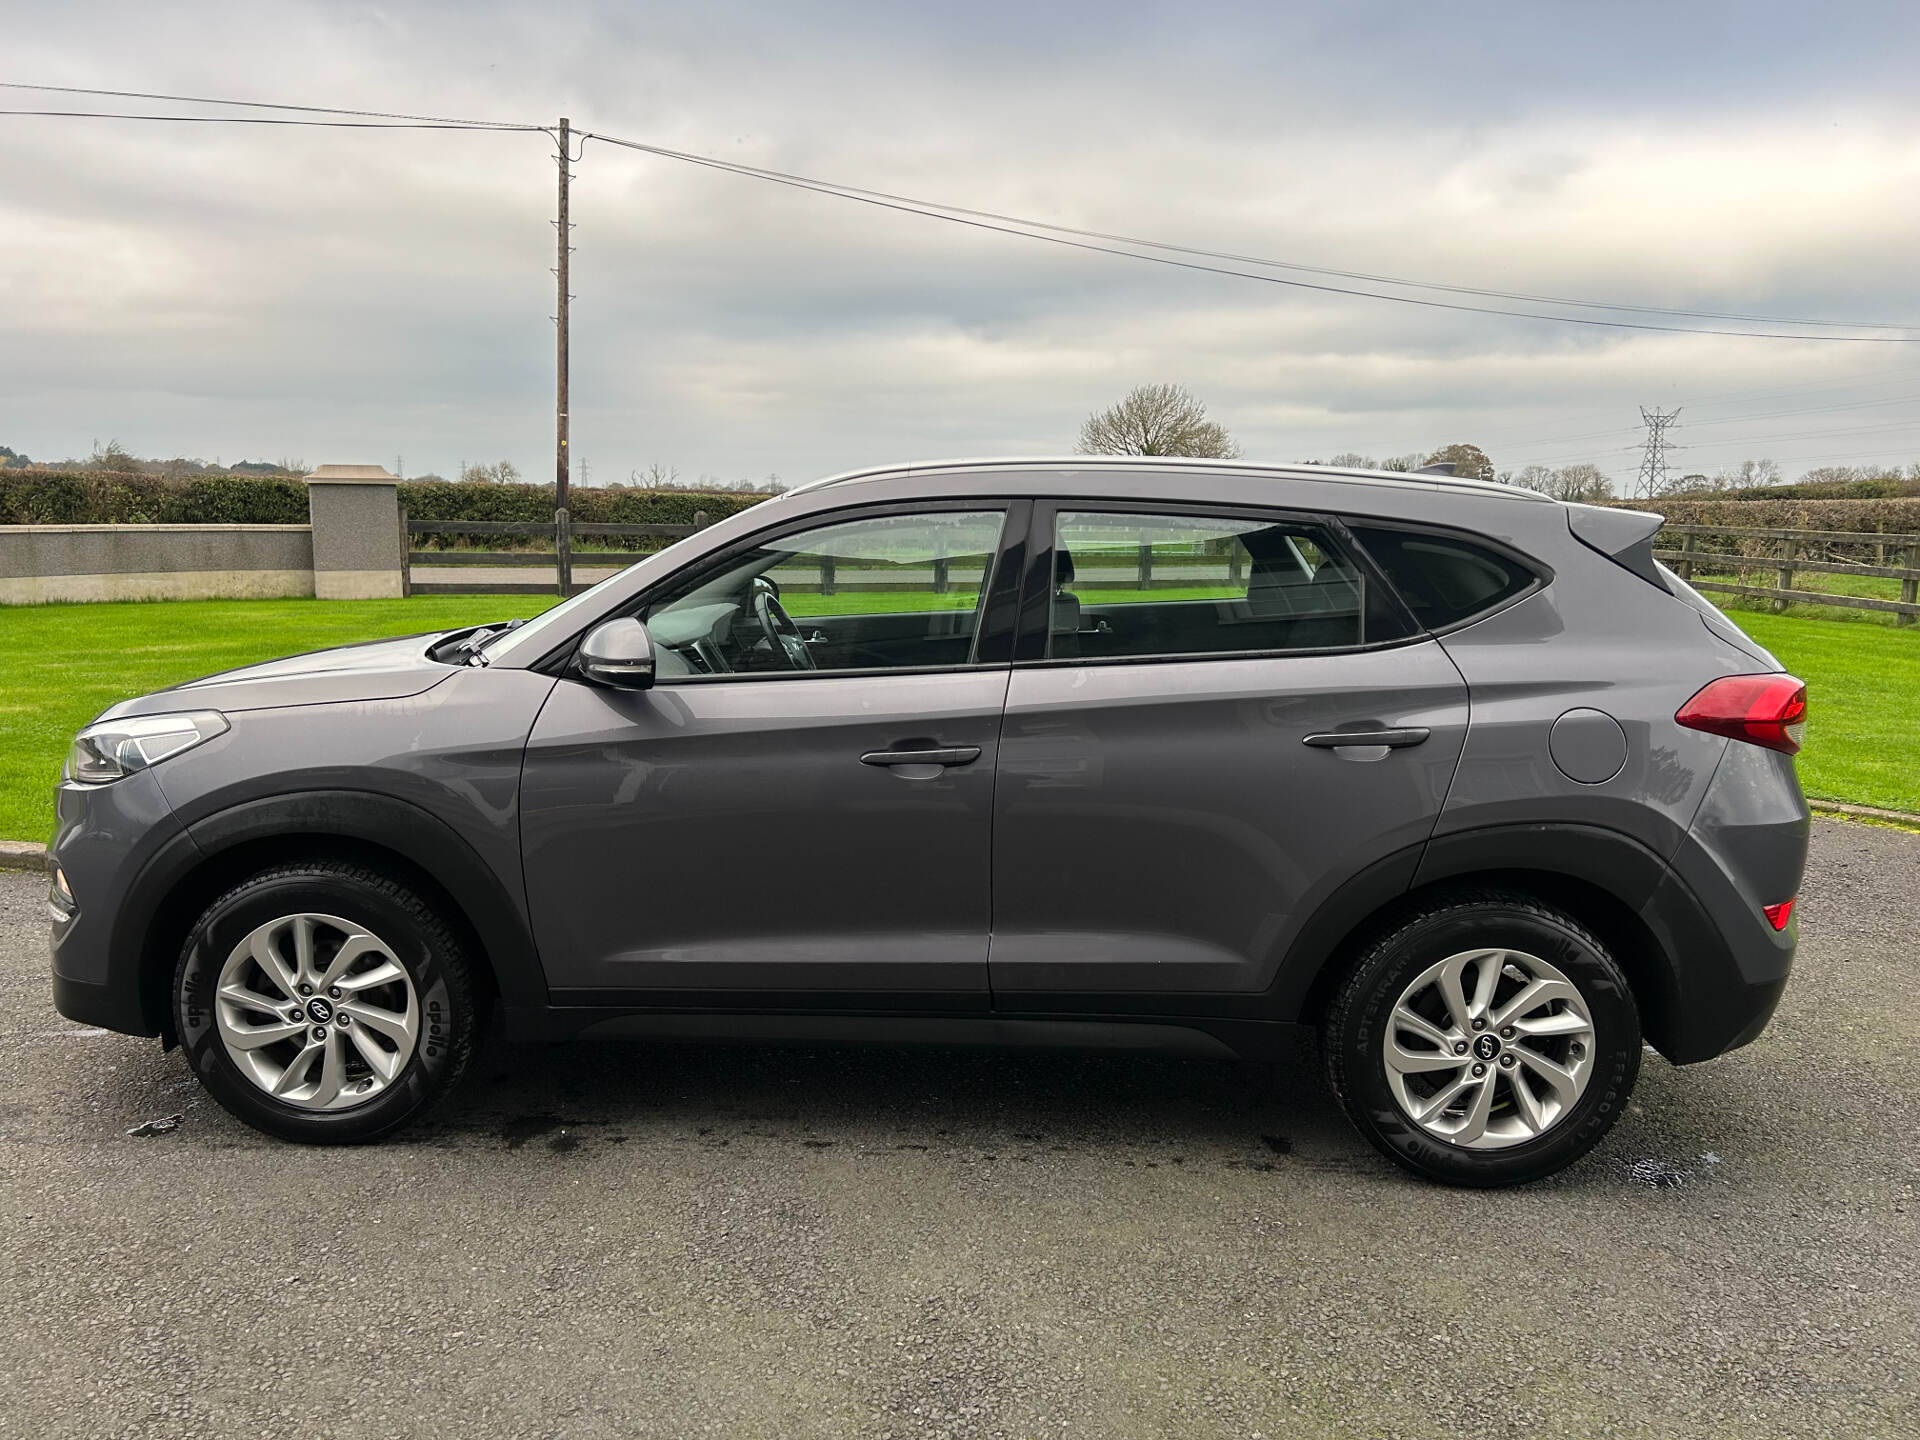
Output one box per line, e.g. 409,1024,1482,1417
1047,510,1411,660
642,509,1006,677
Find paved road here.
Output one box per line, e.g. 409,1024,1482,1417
2,819,1915,1439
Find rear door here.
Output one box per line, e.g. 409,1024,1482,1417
989,502,1469,1002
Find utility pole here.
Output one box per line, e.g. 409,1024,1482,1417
553,116,573,595
1635,406,1681,500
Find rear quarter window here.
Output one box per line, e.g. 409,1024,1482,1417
1348,526,1538,631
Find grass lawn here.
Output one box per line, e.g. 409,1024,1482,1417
0,596,557,842
1737,611,1920,815
1,593,1914,842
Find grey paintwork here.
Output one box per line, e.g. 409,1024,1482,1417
49,458,1808,1071
991,641,1466,994
520,667,1009,995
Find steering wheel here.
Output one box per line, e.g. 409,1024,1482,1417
750,578,816,671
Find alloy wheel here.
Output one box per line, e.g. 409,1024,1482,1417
212,912,420,1111
1382,947,1596,1150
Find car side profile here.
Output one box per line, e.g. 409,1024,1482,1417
48,458,1809,1185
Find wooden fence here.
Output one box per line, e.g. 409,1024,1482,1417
406,510,713,596
1655,521,1920,625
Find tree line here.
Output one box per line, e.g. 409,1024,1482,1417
1075,385,1920,502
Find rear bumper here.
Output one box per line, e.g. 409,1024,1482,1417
1649,742,1808,1064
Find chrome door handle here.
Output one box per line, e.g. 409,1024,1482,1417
860,746,982,768
1302,728,1430,749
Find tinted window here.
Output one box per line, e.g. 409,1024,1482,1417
1048,511,1411,660
1349,526,1536,630
643,510,1005,676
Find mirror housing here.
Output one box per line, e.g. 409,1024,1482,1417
577,618,655,689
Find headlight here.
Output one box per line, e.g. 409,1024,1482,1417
65,711,229,785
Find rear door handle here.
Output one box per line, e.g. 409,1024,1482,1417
860,746,982,768
1302,728,1430,749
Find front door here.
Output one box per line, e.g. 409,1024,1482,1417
519,505,1017,1008
990,503,1469,1001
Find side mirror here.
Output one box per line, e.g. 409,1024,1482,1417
577,618,655,689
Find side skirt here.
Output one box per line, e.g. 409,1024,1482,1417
505,1002,1303,1062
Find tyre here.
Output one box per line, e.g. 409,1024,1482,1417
1323,891,1640,1187
173,861,479,1143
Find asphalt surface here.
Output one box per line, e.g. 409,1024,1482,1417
1,818,1915,1439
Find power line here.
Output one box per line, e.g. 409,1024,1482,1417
580,130,1920,342
0,109,535,130
0,79,541,130
4,83,1913,343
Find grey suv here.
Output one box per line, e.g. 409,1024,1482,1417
48,459,1809,1185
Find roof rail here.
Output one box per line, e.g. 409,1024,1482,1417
784,455,1545,503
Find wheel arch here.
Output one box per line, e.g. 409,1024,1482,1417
129,790,545,1043
1283,825,1691,1059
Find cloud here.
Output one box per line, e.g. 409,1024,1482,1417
3,0,1920,487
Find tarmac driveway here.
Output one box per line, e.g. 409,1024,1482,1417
1,818,1915,1438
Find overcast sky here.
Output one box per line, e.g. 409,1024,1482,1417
5,0,1920,492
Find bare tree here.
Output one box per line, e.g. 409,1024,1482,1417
460,459,521,485
88,438,140,472
1077,384,1242,459
1513,462,1614,503
1715,458,1781,491
630,462,681,489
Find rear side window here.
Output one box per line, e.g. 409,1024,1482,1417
1047,510,1414,661
1348,526,1537,631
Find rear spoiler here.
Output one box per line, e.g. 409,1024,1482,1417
1565,504,1667,590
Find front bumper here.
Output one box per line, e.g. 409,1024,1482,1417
48,769,195,1038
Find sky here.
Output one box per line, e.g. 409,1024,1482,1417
5,0,1920,495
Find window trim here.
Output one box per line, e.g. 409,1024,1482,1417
555,497,1029,686
1341,518,1552,637
1011,497,1424,668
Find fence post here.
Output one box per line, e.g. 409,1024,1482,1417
1773,537,1796,613
1677,529,1696,581
693,510,710,530
398,501,411,599
1137,542,1153,589
1228,541,1245,586
932,546,950,594
821,555,836,595
1902,544,1918,629
554,507,572,596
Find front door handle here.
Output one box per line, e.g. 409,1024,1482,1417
1302,728,1430,749
860,746,982,768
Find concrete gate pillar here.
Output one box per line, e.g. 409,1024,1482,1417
304,465,406,599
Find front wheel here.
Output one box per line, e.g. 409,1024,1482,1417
173,861,479,1143
1323,892,1641,1187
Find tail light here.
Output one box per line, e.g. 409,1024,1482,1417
1675,673,1807,755
1763,898,1797,931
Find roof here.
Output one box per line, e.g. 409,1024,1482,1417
784,455,1549,503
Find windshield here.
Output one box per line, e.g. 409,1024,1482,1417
475,568,627,660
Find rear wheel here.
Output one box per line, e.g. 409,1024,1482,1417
1323,892,1640,1186
173,861,478,1143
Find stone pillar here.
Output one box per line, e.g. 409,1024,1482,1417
305,465,405,599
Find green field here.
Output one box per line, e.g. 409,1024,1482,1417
0,596,559,841
0,594,1913,841
1738,611,1920,815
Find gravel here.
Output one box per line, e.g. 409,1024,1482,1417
1,818,1915,1438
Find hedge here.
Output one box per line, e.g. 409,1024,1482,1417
0,470,308,525
0,471,770,548
1615,496,1920,536
396,481,769,550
